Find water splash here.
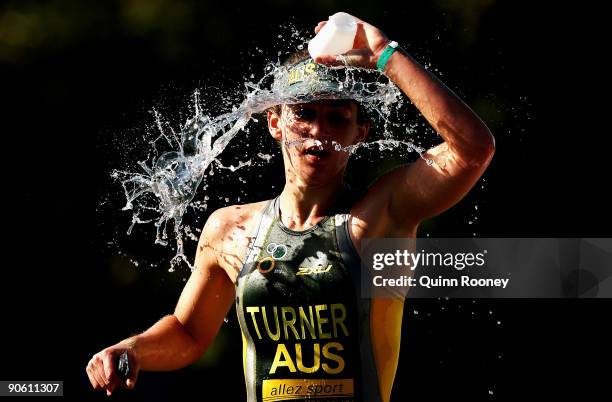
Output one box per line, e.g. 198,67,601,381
112,53,432,271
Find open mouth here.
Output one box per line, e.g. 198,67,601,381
303,147,331,158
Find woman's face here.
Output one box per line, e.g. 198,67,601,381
268,99,369,186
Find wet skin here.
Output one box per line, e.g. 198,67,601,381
275,99,369,188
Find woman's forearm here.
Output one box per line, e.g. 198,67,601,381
384,48,494,162
119,314,204,371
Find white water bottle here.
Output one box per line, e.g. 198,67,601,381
308,12,357,59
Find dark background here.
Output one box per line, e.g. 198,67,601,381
0,0,609,401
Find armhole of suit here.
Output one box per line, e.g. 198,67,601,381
236,199,276,402
334,213,384,402
336,213,404,402
335,213,360,267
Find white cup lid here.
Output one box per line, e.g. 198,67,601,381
329,12,356,30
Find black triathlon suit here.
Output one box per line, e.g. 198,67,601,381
235,191,385,402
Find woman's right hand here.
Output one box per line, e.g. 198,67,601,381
86,343,139,396
313,14,390,70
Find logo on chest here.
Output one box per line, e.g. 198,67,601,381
256,242,288,274
296,252,333,276
296,265,332,276
257,247,334,276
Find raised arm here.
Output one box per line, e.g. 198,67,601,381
314,15,495,230
377,43,495,226
86,209,236,396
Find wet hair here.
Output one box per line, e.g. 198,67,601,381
267,49,370,125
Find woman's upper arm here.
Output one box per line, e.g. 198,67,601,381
392,142,493,223
173,210,237,354
358,141,493,232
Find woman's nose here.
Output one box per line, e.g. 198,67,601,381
305,116,328,139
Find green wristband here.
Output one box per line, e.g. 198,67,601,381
376,41,399,72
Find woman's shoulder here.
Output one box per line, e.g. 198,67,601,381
207,200,271,227
202,199,272,246
200,200,273,282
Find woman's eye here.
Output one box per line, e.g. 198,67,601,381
295,109,315,120
329,112,350,125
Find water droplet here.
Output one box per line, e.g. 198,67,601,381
116,36,406,269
